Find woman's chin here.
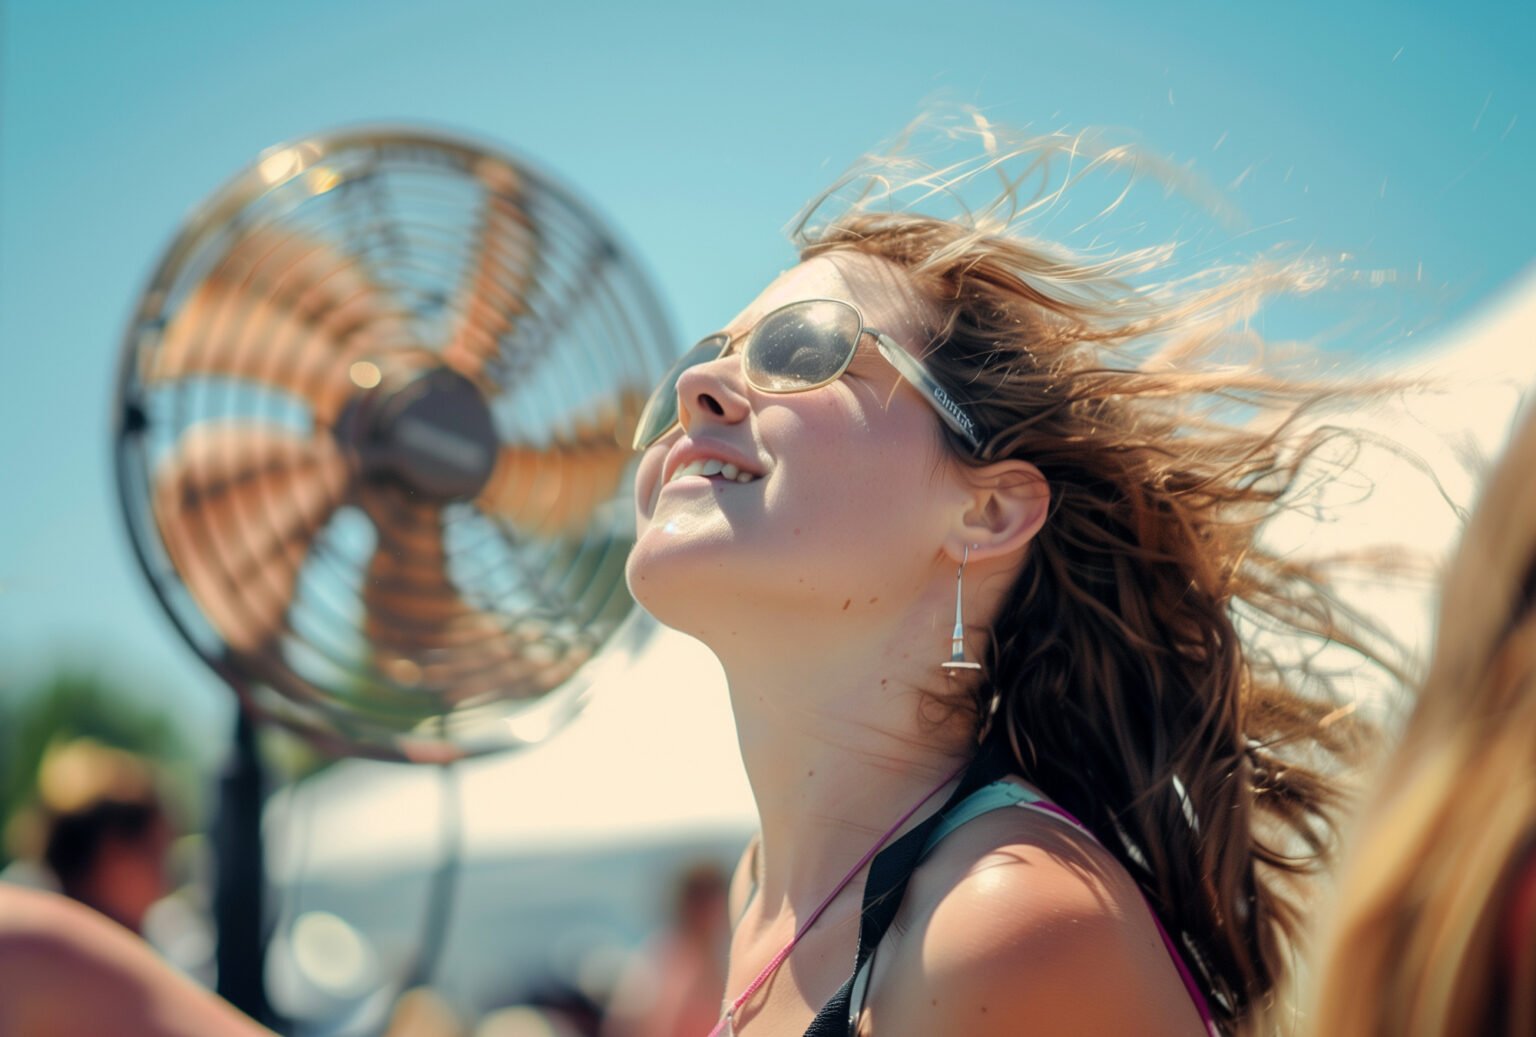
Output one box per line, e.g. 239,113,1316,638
625,535,708,630
624,533,763,644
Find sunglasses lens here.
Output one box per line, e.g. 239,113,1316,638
742,300,861,392
632,337,730,449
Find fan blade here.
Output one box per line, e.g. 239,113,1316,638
476,395,640,537
360,488,569,701
153,423,351,654
441,172,539,383
152,230,413,424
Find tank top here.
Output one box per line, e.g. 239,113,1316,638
795,777,1221,1036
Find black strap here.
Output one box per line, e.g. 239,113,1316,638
803,759,1003,1036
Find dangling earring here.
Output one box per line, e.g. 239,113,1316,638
941,544,983,676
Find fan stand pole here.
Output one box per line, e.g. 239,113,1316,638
214,702,274,1025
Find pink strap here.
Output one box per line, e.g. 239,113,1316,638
712,781,1221,1037
707,763,967,1037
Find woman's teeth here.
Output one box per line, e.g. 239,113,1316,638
668,459,758,484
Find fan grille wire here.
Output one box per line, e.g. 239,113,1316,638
115,129,677,760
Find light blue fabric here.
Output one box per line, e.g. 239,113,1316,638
853,780,1219,1037
917,781,1048,863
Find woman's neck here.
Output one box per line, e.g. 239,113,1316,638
713,608,976,923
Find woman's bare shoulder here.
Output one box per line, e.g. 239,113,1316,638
0,884,276,1037
866,803,1206,1037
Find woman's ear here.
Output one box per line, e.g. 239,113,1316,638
945,459,1050,563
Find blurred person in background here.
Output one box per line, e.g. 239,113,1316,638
477,1004,586,1037
603,861,729,1037
0,739,268,1034
5,739,177,935
383,984,467,1037
1311,401,1536,1036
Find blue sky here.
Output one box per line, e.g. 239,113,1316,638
1,0,1531,752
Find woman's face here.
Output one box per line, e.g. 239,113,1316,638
626,253,965,639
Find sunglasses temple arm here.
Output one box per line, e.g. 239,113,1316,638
873,334,984,453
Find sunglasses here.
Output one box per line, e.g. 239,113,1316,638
631,298,984,453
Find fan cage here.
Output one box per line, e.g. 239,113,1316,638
114,127,678,760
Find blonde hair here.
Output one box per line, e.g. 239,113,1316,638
795,117,1410,1034
1313,401,1536,1036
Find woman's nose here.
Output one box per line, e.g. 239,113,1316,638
675,354,751,434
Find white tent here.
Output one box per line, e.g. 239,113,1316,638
1245,267,1536,716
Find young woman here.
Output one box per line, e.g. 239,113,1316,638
1312,401,1536,1037
625,132,1390,1036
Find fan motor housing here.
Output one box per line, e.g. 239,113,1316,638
351,367,499,502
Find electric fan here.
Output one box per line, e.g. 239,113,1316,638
114,127,676,763
112,128,677,1021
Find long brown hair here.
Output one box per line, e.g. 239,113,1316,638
795,122,1407,1034
1312,399,1536,1037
